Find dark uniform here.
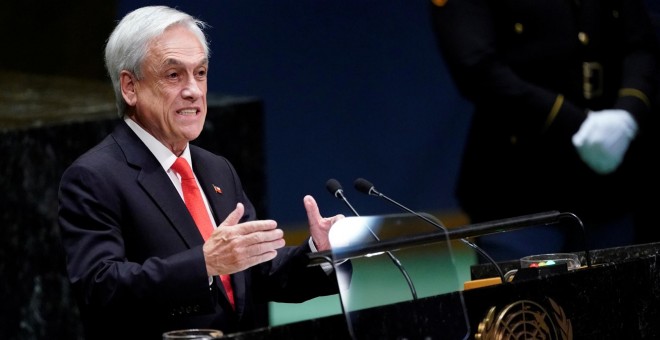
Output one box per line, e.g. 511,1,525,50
430,0,660,261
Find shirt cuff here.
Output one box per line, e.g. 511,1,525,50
308,237,347,274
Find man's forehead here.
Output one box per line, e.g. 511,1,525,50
145,45,208,70
148,26,205,55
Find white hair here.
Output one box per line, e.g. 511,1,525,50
104,6,210,117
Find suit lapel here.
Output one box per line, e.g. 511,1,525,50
112,122,204,247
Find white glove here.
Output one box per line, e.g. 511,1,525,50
571,109,638,174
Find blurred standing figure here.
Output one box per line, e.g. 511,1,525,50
430,0,659,261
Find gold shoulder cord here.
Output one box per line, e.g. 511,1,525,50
619,88,650,108
542,94,565,132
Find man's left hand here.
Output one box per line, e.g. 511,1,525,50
303,195,344,251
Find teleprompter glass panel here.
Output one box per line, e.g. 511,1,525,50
324,213,470,339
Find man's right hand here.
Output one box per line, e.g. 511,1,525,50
203,203,285,276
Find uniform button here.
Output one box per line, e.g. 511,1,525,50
578,32,589,45
514,23,524,34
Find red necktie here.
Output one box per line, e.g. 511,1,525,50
171,157,235,309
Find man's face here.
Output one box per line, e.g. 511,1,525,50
128,24,208,154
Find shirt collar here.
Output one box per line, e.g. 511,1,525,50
124,117,192,172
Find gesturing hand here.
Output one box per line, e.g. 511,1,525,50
203,203,285,276
304,195,345,252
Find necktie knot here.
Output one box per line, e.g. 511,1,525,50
171,157,194,180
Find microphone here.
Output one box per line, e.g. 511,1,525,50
325,178,418,300
353,177,506,283
326,178,361,216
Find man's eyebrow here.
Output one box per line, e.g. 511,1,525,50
163,57,209,67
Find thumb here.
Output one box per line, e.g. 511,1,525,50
220,203,245,227
304,195,322,226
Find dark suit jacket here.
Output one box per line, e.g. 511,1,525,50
58,121,340,339
430,0,659,225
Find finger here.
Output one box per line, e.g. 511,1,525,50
229,241,283,273
238,250,279,270
235,228,284,246
232,219,279,237
244,237,286,257
219,203,245,227
329,214,346,226
213,221,279,247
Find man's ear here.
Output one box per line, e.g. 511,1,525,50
120,70,137,106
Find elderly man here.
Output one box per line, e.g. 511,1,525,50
58,6,345,339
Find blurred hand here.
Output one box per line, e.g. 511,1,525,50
203,203,285,276
572,109,637,174
304,195,345,252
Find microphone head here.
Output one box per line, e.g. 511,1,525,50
325,178,344,198
353,178,374,195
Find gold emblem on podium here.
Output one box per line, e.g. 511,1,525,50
475,298,572,340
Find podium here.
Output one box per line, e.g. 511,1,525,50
221,213,660,339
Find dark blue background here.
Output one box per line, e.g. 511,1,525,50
117,1,473,225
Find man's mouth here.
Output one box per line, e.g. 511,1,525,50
178,109,197,116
